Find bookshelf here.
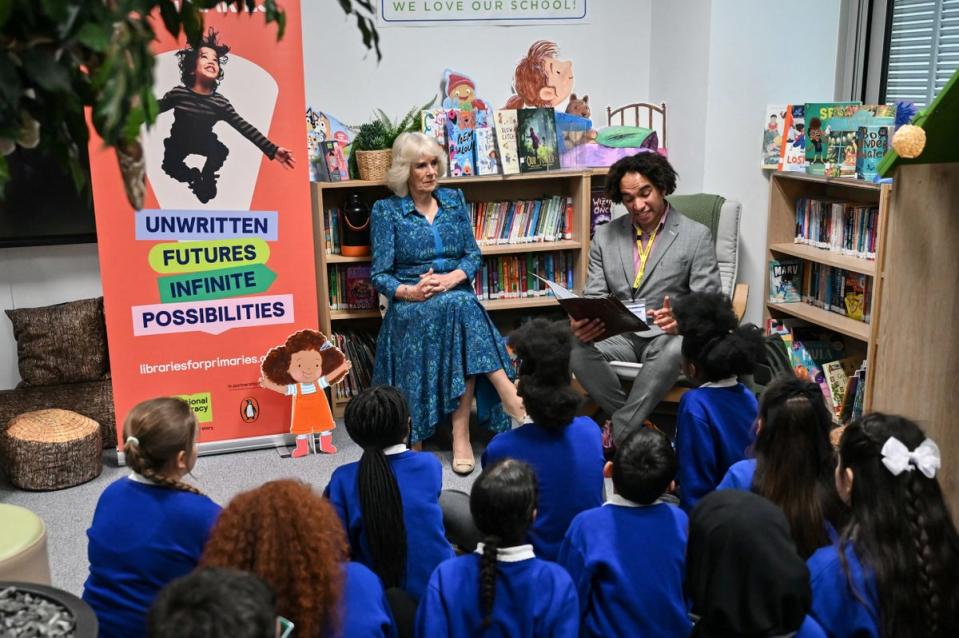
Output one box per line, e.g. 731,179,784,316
764,171,892,410
311,168,605,413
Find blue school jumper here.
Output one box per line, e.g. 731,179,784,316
414,544,579,638
556,495,690,638
718,458,757,491
481,416,604,561
324,445,454,600
807,543,880,637
82,475,221,638
339,562,398,637
676,378,758,512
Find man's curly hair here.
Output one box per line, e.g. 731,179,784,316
201,480,348,638
177,27,230,89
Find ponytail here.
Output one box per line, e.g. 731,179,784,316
478,535,500,627
124,397,202,496
357,446,407,588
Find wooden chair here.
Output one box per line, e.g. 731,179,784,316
606,102,668,149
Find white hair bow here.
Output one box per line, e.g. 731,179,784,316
880,436,941,479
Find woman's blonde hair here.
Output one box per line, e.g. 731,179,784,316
385,132,447,197
123,397,202,495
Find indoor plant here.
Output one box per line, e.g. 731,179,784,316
350,98,436,181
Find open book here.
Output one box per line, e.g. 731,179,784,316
533,275,650,339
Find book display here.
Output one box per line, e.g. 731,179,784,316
312,168,601,413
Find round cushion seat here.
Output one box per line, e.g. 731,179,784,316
2,409,102,491
0,504,51,584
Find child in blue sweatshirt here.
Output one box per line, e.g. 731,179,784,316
325,385,453,601
672,292,762,512
481,318,604,561
557,427,690,637
416,458,578,637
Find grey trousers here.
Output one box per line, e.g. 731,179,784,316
570,332,682,445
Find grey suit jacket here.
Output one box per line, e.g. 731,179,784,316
585,206,721,337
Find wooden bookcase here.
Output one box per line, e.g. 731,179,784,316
311,168,607,414
764,171,892,410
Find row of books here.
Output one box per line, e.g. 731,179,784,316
422,106,562,178
794,197,879,260
322,207,344,255
474,252,574,301
328,265,377,311
469,196,573,245
331,331,376,401
768,258,873,323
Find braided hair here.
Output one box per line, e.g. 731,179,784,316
507,318,580,430
470,458,538,628
837,413,959,637
672,292,763,382
123,397,202,495
752,377,845,558
343,386,410,589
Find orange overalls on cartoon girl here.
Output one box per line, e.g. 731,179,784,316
260,330,351,458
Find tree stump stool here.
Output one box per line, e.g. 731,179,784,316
1,409,102,490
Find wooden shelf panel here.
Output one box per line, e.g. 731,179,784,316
327,254,371,263
770,171,884,192
315,169,593,191
330,309,381,320
769,243,877,276
480,240,581,255
767,302,871,341
328,296,562,320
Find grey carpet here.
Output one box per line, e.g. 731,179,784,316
0,421,482,596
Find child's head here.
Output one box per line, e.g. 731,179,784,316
177,27,230,90
471,458,538,627
836,413,959,638
261,330,345,386
672,292,763,383
342,385,410,589
753,376,841,558
149,567,277,638
507,318,580,430
687,490,811,637
201,479,348,638
610,427,677,505
123,397,200,493
505,40,573,109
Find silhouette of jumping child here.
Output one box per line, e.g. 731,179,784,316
159,28,295,203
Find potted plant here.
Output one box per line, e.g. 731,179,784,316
350,98,436,181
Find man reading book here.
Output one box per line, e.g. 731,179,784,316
570,153,721,449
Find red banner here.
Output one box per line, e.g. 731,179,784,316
88,1,317,450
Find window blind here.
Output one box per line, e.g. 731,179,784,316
883,0,959,107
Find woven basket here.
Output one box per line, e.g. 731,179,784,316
2,409,102,491
355,149,393,181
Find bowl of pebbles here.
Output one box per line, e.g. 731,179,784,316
0,583,97,637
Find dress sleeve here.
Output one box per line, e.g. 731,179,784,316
370,201,404,299
220,98,278,159
454,190,481,281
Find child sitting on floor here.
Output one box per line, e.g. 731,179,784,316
557,427,690,637
324,385,453,601
672,292,763,511
481,318,604,561
415,458,579,637
82,397,221,638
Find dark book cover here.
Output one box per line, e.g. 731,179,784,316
517,108,560,173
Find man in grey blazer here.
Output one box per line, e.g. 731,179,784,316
571,153,721,448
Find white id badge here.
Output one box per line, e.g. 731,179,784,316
624,298,647,322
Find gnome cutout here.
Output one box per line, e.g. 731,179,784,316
260,330,352,458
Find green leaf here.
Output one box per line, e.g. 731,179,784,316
0,0,12,31
181,2,203,47
21,49,72,93
75,22,111,52
0,155,9,200
40,0,69,22
123,104,146,141
158,1,181,39
0,54,22,110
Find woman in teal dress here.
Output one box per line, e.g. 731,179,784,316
370,132,525,475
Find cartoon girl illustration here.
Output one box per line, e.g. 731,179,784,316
158,27,295,204
259,330,351,458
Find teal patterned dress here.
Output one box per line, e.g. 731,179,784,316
370,187,513,442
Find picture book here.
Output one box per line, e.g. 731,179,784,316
823,360,848,419
804,102,861,176
780,104,807,172
516,108,560,173
769,258,803,303
856,124,892,181
843,272,869,322
306,107,353,182
475,127,500,176
345,265,376,310
494,109,520,175
445,109,476,177
762,105,787,169
322,140,347,182
421,108,448,150
590,188,612,238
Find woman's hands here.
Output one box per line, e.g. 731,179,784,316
398,268,466,301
